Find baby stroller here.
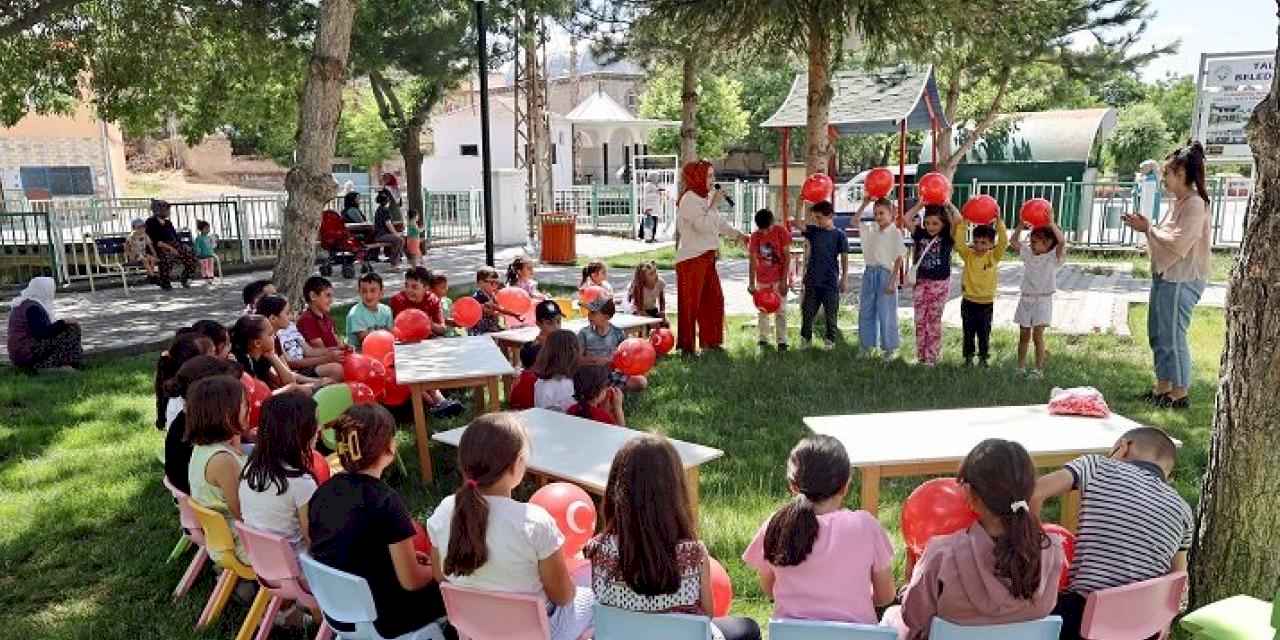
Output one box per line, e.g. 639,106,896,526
317,209,375,279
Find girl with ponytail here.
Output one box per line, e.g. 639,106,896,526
888,439,1065,639
1122,141,1213,409
425,413,594,640
742,435,894,624
307,405,446,639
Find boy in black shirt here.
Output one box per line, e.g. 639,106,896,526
790,200,849,348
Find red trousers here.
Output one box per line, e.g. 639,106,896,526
675,250,725,353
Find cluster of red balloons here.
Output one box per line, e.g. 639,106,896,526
752,288,782,314
342,349,412,407
1020,198,1053,228
612,337,657,376
864,168,895,199
802,173,834,204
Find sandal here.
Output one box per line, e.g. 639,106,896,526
1156,395,1190,410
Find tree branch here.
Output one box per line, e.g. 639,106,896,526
367,70,404,138
947,68,1011,166
0,0,86,39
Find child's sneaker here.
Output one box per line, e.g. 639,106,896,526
430,399,465,418
963,358,974,367
757,340,771,350
979,358,990,368
821,340,835,350
778,343,789,352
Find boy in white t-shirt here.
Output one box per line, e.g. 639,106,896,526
855,196,908,358
1009,220,1066,377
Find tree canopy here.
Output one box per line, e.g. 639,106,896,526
638,62,749,160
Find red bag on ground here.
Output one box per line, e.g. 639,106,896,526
1048,386,1111,418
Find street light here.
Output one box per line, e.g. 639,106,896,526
474,0,495,267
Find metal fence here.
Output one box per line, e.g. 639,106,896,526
424,190,483,245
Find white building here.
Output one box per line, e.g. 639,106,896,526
420,96,574,192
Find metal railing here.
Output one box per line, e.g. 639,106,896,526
424,190,483,245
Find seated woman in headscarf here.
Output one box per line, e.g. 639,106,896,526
6,277,83,373
341,191,366,224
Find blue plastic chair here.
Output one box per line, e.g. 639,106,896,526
769,618,897,640
299,552,441,640
928,616,1063,640
592,604,713,640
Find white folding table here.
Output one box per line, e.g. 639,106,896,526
433,408,723,518
804,405,1155,531
488,313,664,367
395,336,515,482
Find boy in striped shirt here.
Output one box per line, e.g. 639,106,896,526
1032,427,1192,640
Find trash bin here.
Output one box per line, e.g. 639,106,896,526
539,212,576,264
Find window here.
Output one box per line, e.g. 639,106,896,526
20,166,95,196
551,144,558,165
460,144,479,156
626,91,638,110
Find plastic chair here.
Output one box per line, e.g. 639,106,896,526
593,604,712,640
769,617,898,640
162,477,211,601
1080,571,1187,639
188,499,273,640
929,616,1063,639
439,583,554,640
301,552,448,640
234,522,333,640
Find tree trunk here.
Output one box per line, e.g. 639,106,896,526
803,13,833,176
1189,37,1280,607
678,49,699,165
273,0,357,308
401,123,424,219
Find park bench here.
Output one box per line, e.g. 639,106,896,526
85,233,149,293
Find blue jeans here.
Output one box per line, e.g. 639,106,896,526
1148,274,1204,389
858,266,899,353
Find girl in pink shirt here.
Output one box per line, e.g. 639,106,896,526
884,439,1065,639
743,435,895,624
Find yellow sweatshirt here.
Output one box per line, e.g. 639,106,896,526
954,219,1007,304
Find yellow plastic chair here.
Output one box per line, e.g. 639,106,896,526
552,296,579,319
188,499,272,640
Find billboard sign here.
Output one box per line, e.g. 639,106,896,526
1193,52,1274,162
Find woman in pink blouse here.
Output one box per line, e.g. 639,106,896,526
1122,142,1213,410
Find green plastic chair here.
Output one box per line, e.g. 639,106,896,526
1179,592,1278,640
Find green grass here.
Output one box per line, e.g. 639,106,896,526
580,240,748,271
0,304,1223,637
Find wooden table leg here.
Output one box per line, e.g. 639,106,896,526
685,466,701,524
487,378,502,412
502,374,514,403
472,384,486,415
410,384,433,483
1063,489,1081,533
860,466,882,514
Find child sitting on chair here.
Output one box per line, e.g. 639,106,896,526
126,218,158,277
565,365,625,426
1033,427,1192,640
578,297,646,393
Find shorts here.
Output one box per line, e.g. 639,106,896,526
1015,295,1053,328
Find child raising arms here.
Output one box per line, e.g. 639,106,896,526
743,435,894,624
427,413,594,640
1009,221,1066,377
905,204,955,366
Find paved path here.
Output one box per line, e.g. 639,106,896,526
0,235,1225,359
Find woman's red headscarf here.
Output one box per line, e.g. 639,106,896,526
680,161,712,199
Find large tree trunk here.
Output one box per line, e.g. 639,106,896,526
273,0,357,307
803,13,833,176
401,124,424,219
1189,35,1280,607
678,49,699,165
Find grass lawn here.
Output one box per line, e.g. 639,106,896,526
0,304,1223,638
580,240,747,271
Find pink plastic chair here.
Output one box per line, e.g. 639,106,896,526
440,583,591,640
1080,571,1188,639
162,477,211,601
234,522,333,640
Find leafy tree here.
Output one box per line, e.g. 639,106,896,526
734,53,805,163
336,88,397,170
638,62,749,160
1147,73,1196,143
1105,102,1170,177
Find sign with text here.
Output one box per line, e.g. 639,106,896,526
1195,52,1275,161
1204,55,1274,89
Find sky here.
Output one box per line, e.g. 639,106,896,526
1133,0,1275,80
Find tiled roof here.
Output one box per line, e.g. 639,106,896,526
762,66,948,135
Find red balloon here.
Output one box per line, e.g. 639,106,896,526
452,297,483,329
865,168,895,199
530,482,596,558
240,372,270,428
649,328,675,355
802,173,834,204
611,337,657,376
901,477,978,556
412,521,432,556
752,288,782,314
579,285,609,306
1042,523,1077,591
392,327,405,342
1020,198,1053,228
381,373,412,406
342,353,374,385
381,350,395,369
394,309,430,343
918,172,952,205
961,195,999,225
362,329,396,362
496,286,533,316
708,557,733,617
310,449,331,484
349,382,377,406
365,360,388,398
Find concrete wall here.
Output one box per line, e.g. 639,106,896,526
421,102,572,192
0,104,127,199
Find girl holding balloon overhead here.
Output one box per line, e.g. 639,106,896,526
426,413,595,640
904,201,955,366
585,434,760,640
743,435,895,625
1010,205,1067,378
883,439,1066,639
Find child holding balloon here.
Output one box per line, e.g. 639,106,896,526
883,439,1065,639
951,206,1007,367
904,204,955,366
855,197,908,358
579,297,647,393
566,365,625,426
426,413,594,640
507,256,546,301
743,435,895,625
585,434,760,640
308,405,447,639
748,208,791,350
1009,220,1066,377
470,266,520,335
580,261,614,298
390,267,447,338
